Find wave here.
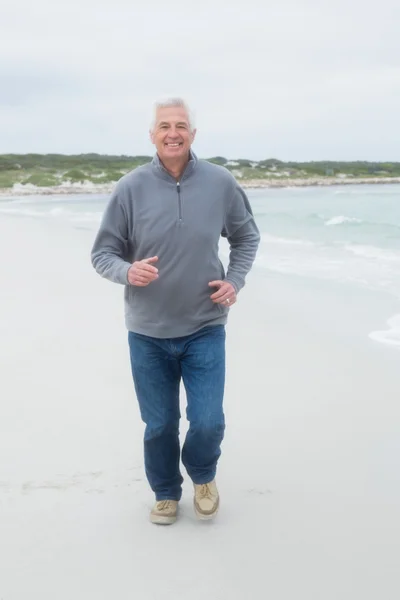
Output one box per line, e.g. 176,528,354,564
343,244,400,263
0,205,103,224
325,215,363,226
322,215,400,238
369,314,400,348
261,233,316,247
256,210,400,235
0,207,48,219
333,188,400,196
255,235,400,301
260,234,400,265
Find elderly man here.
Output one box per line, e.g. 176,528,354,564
91,98,260,525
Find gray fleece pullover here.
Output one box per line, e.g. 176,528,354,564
91,151,260,338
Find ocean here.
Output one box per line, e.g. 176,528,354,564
1,183,399,348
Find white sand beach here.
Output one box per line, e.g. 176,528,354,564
1,176,400,198
1,213,399,600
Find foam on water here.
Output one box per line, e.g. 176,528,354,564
343,244,400,263
257,233,400,292
0,204,103,225
261,233,315,247
369,314,400,348
333,188,400,196
325,215,363,226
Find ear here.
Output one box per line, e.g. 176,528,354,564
191,128,197,143
149,129,155,145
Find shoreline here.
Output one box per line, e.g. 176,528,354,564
1,176,400,197
241,176,400,189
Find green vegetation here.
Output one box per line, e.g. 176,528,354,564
0,154,153,188
22,173,59,187
1,153,400,189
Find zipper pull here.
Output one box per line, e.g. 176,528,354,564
176,181,183,224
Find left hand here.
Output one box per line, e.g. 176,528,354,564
208,280,237,307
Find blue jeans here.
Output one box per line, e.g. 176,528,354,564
128,325,226,501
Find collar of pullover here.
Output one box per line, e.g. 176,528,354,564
151,150,197,182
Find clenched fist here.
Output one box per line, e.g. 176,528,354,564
128,256,159,287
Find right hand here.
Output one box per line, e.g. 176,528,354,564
128,256,159,287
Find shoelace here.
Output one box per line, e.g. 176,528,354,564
157,500,174,511
199,484,212,499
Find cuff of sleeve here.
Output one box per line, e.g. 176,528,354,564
224,277,243,294
117,262,132,285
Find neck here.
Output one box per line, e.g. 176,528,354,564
159,153,190,181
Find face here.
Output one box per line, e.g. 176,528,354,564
150,106,196,162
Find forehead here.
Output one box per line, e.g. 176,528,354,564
155,105,190,126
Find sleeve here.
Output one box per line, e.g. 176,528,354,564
222,182,261,293
90,182,133,285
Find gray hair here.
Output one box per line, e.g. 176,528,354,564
151,97,196,132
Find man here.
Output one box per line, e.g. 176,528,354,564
91,98,260,525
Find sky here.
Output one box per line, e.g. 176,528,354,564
1,0,399,161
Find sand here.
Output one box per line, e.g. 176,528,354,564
1,215,399,599
1,176,400,198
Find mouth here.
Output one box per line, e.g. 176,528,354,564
165,142,183,148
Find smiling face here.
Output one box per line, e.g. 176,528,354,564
150,105,196,164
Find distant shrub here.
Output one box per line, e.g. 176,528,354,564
63,169,87,182
0,177,14,188
89,171,125,183
22,173,58,187
207,156,228,165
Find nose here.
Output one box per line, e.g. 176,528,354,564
167,126,179,138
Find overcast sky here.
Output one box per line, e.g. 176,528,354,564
1,0,399,161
